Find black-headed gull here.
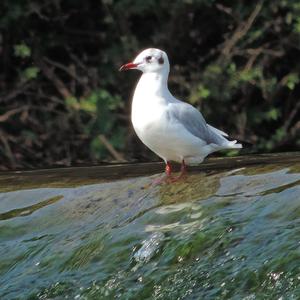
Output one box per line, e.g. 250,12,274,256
120,48,242,179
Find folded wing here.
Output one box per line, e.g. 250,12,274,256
168,101,242,148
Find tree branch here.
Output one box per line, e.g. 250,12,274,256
0,106,29,122
220,1,264,60
36,58,72,99
98,134,126,162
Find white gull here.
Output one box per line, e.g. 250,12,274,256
120,48,242,179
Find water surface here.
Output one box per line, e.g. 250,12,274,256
0,154,299,299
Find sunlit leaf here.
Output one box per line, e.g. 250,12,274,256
22,67,39,81
14,43,31,58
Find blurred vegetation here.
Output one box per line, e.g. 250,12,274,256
0,0,299,169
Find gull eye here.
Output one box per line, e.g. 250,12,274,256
145,55,152,63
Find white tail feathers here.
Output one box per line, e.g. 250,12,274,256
227,140,243,149
208,124,242,149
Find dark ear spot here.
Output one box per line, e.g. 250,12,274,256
158,56,164,65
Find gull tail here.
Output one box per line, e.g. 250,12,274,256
226,139,243,149
207,124,243,149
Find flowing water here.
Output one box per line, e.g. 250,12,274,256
0,153,299,299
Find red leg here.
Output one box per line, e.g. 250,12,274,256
180,159,187,175
167,160,187,183
166,161,172,176
150,160,187,186
149,161,171,186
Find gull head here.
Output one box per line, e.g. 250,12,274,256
119,48,169,74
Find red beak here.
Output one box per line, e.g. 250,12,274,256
119,62,138,71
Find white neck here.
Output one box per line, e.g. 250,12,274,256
131,68,174,134
134,69,171,101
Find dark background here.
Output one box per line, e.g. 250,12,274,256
1,0,299,170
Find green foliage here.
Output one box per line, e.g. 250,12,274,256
266,108,280,121
0,0,299,169
14,43,31,58
22,67,40,81
67,89,124,159
198,85,211,100
285,73,299,90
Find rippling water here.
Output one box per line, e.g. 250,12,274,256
0,157,299,299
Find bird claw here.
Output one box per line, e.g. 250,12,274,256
166,172,187,183
150,172,187,186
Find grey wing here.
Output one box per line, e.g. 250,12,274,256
207,124,228,137
168,101,229,146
